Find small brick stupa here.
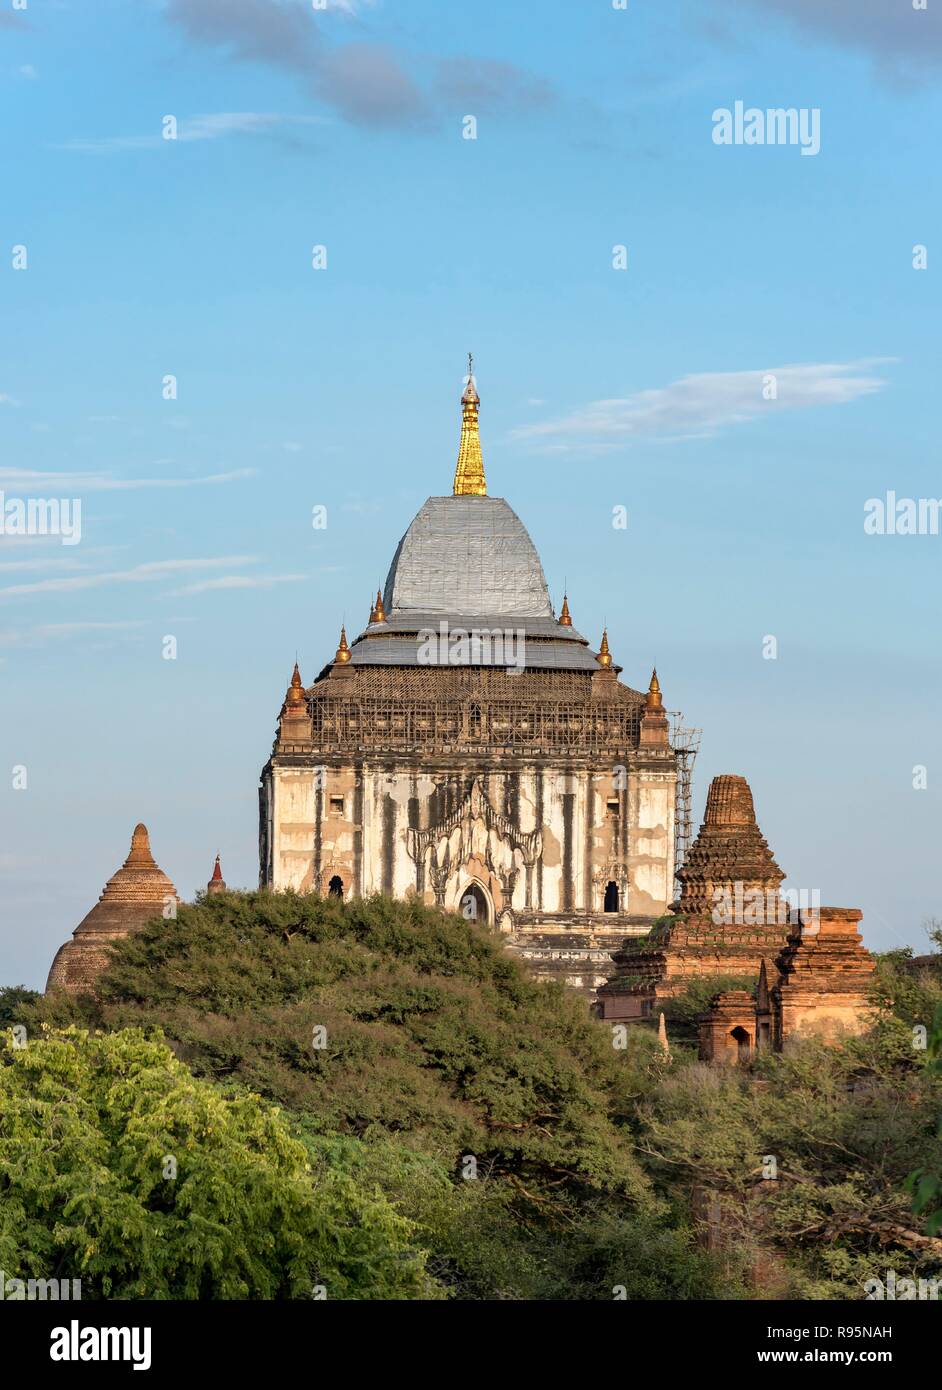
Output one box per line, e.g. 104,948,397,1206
207,854,226,895
45,823,177,994
595,774,791,1020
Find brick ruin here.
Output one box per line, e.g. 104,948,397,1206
595,774,790,1021
45,824,178,994
595,774,879,1053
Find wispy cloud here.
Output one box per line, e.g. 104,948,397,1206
0,467,253,491
0,557,258,601
57,111,326,154
166,574,306,597
0,621,147,650
0,539,127,567
513,360,892,450
0,394,20,407
0,553,108,575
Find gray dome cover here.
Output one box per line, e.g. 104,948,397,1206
383,495,553,618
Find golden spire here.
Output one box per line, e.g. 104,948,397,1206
286,661,305,707
334,624,351,664
453,353,487,497
596,628,612,668
645,667,663,711
369,588,386,624
559,593,572,627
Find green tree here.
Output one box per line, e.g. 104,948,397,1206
31,890,732,1299
0,985,40,1025
906,1001,942,1237
638,1020,942,1296
0,1025,433,1299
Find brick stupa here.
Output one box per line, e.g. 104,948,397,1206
45,823,177,994
595,775,791,1020
759,907,878,1045
207,854,226,894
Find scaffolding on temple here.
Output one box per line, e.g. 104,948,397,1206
668,713,702,896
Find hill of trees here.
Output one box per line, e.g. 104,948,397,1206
3,891,941,1299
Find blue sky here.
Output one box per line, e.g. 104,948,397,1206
2,0,940,988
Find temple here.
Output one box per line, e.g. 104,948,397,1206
595,773,879,1052
595,774,790,1019
258,366,684,993
45,824,177,993
40,371,880,1049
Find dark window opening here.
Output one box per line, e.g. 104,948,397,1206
731,1026,751,1061
328,875,344,899
329,796,344,817
460,883,490,925
604,880,619,913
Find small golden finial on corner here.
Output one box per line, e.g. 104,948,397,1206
286,661,305,706
335,624,352,664
596,628,612,668
646,667,663,710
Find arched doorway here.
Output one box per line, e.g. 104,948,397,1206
604,880,619,913
730,1026,751,1061
328,875,344,900
459,882,491,925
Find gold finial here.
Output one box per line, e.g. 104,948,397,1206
596,628,612,668
334,624,351,664
645,667,663,711
286,661,305,707
370,588,386,624
453,354,486,496
559,593,572,627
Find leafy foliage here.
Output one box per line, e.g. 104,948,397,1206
35,891,651,1205
906,1001,942,1238
0,985,40,1025
638,1019,942,1296
30,890,733,1299
23,891,942,1299
0,1025,433,1299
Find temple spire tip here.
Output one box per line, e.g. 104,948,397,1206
453,354,486,496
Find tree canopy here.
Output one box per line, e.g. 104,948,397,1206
15,892,942,1299
0,1024,432,1299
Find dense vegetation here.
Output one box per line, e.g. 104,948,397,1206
0,1026,429,1299
3,894,941,1299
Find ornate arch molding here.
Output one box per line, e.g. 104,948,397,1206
407,777,541,865
407,777,541,907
